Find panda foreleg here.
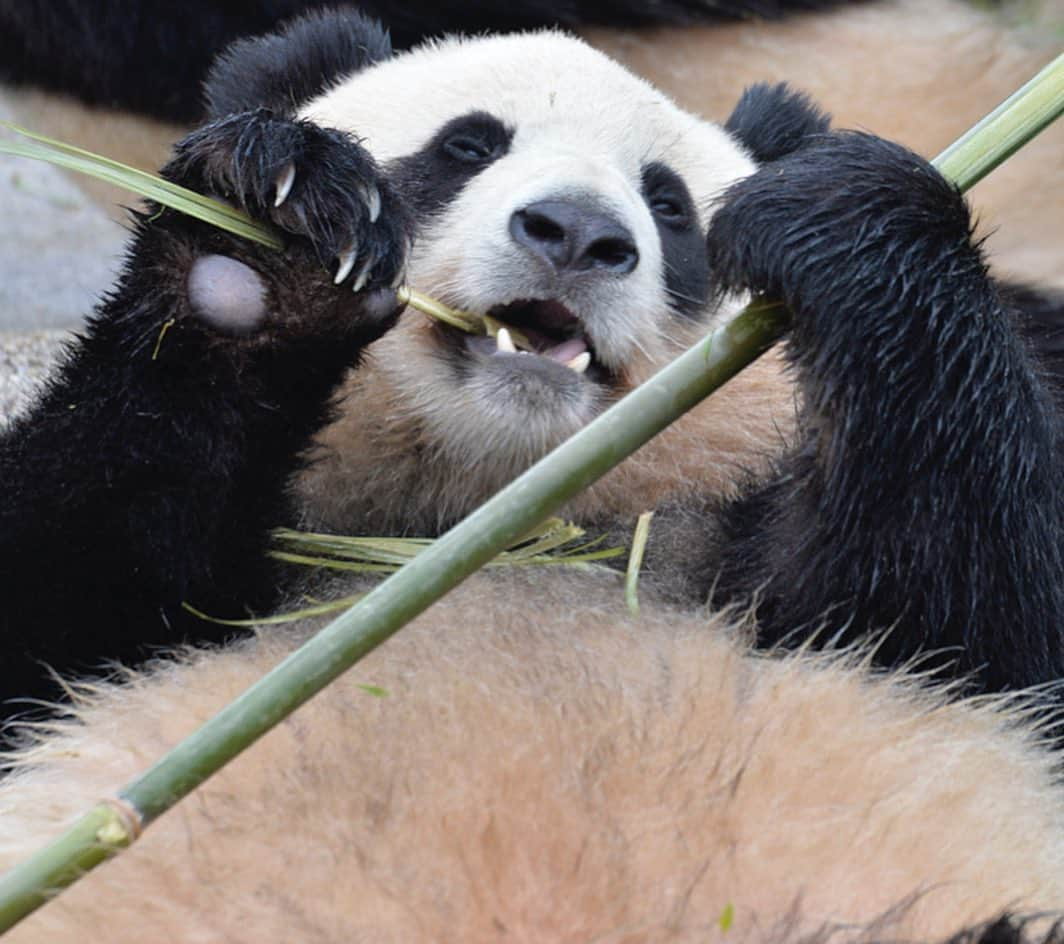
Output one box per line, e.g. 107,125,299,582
0,109,410,715
705,131,1064,694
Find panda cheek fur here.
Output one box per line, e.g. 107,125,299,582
186,254,269,336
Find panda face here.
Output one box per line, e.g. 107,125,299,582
300,33,756,473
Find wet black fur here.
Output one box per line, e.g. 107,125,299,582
949,915,1064,944
0,0,868,122
704,132,1064,694
1,9,1063,720
204,10,393,119
725,82,832,163
0,98,409,713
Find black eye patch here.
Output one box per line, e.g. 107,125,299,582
388,111,514,218
641,162,710,319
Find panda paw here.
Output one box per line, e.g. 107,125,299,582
163,108,411,295
705,131,977,329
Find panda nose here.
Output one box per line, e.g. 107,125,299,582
510,200,639,276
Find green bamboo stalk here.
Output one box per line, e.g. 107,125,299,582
0,52,1060,934
0,800,140,934
0,292,787,933
934,51,1064,190
119,294,789,821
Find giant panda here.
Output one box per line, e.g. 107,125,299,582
1,10,1064,943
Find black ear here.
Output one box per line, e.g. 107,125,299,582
724,83,832,164
204,9,392,119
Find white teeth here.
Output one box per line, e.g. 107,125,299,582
361,182,382,223
334,246,357,285
566,352,591,374
274,163,296,207
496,327,517,354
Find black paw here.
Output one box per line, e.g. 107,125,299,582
706,132,977,323
164,108,411,294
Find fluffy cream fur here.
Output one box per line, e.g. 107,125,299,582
3,571,1063,943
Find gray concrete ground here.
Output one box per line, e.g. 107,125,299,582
0,95,126,332
0,91,130,422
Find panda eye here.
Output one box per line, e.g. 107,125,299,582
433,113,511,166
650,195,687,224
442,134,501,164
641,162,696,231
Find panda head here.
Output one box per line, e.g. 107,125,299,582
299,33,760,451
208,16,828,530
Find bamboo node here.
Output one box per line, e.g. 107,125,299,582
96,798,144,847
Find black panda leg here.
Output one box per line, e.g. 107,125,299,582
0,109,410,717
706,132,1064,694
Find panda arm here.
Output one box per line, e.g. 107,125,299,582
0,109,410,713
706,132,1064,693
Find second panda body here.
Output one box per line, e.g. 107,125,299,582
3,573,1064,943
1,12,1064,941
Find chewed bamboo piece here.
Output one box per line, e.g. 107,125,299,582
395,285,479,332
0,125,528,354
395,286,536,351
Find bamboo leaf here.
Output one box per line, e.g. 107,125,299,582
269,518,622,571
182,596,367,627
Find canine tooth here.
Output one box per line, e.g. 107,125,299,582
333,245,358,285
566,352,591,374
274,163,296,207
361,182,382,223
496,327,517,354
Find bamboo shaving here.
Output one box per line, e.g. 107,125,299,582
625,511,654,617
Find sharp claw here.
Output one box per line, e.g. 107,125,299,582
360,182,382,223
352,257,373,294
274,163,296,207
334,244,358,285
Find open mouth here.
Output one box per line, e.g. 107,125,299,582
453,299,606,381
